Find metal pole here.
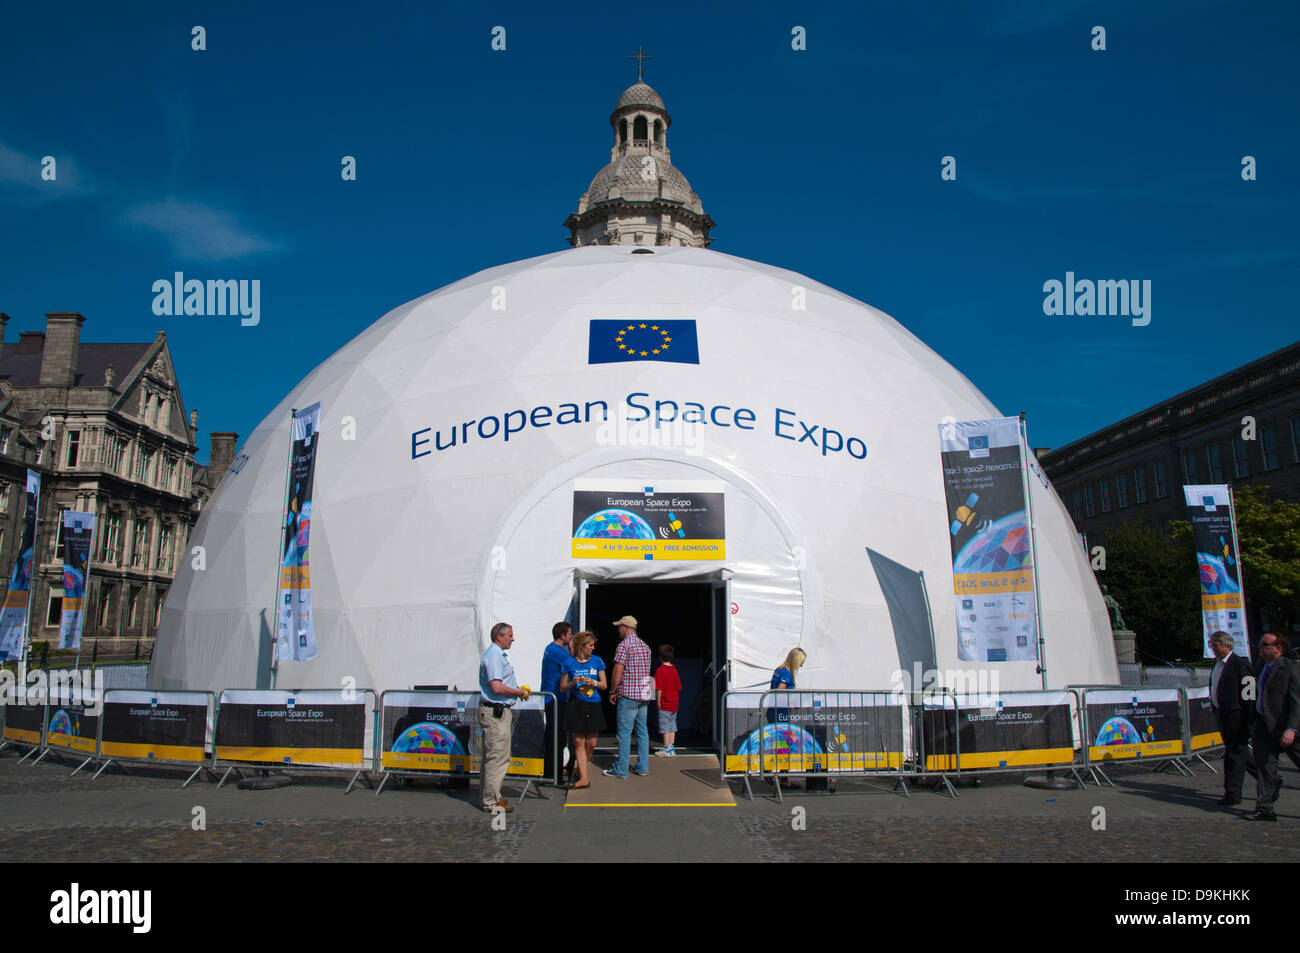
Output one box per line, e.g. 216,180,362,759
269,408,297,690
1019,413,1049,690
1226,484,1251,659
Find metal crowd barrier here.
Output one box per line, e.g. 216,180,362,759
212,688,379,794
1072,685,1189,786
917,688,1086,797
719,689,909,801
373,690,557,803
91,690,217,786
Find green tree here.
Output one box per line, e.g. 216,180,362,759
1098,522,1202,661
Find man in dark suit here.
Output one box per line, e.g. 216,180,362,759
1209,631,1253,806
1245,632,1300,821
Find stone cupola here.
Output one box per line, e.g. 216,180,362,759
564,50,715,248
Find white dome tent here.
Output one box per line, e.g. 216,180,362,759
150,244,1119,701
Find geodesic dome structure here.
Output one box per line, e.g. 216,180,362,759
150,245,1118,694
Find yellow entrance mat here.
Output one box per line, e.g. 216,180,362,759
565,754,735,807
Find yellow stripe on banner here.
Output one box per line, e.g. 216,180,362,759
381,752,475,771
951,569,1035,594
216,746,362,765
1088,739,1182,761
2,590,29,609
280,565,311,588
1202,593,1244,611
567,803,736,808
46,733,95,753
925,748,1075,771
508,757,544,776
3,727,41,744
724,752,902,772
570,539,726,561
1190,732,1223,752
99,741,207,763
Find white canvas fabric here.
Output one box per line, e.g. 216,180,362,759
150,246,1118,694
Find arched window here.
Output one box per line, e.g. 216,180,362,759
633,116,648,142
653,119,663,145
619,119,628,143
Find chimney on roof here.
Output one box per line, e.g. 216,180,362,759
16,331,44,355
40,312,85,388
1034,447,1051,459
0,313,8,363
209,432,239,483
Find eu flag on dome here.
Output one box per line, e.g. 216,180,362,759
588,319,699,365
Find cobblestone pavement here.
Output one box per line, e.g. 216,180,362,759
2,749,1299,862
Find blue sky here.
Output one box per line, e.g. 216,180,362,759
1,0,1296,459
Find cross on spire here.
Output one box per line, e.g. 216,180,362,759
629,45,651,83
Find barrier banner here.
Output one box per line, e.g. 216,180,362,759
45,686,99,754
922,691,1075,770
100,690,210,764
277,402,322,662
1086,689,1184,761
58,511,95,651
571,479,725,561
727,691,904,773
938,417,1038,662
216,690,365,766
1185,686,1222,752
723,693,766,773
0,469,39,660
1182,485,1250,659
3,699,45,746
506,694,546,778
381,691,478,773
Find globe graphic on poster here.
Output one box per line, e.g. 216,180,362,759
392,722,465,756
1196,553,1239,594
737,723,823,757
48,709,73,736
954,511,1031,574
1095,716,1142,746
574,509,654,540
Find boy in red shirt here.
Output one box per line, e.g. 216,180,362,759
654,644,682,756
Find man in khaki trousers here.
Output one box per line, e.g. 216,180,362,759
479,622,531,813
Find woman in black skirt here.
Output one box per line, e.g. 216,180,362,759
558,631,607,789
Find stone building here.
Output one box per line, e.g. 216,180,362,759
1040,340,1300,635
564,61,715,248
0,312,237,657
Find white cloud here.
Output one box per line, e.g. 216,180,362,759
122,198,280,262
0,139,94,202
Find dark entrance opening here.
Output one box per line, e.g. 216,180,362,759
582,581,726,750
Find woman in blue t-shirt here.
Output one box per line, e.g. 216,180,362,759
767,648,806,789
558,631,607,789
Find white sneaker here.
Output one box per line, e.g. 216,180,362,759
654,748,670,757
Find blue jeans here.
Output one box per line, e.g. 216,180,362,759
615,698,650,776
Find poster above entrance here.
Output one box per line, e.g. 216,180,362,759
571,479,725,561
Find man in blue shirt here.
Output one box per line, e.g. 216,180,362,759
541,622,574,784
479,622,530,813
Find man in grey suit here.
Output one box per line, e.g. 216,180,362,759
1245,632,1300,822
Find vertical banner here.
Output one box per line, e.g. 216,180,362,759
1183,485,1249,658
0,469,40,660
277,402,321,662
939,417,1039,662
58,511,95,650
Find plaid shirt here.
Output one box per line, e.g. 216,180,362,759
612,632,653,702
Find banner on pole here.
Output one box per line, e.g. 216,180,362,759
0,469,39,659
938,417,1039,662
277,402,322,662
58,510,95,651
1182,485,1249,658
